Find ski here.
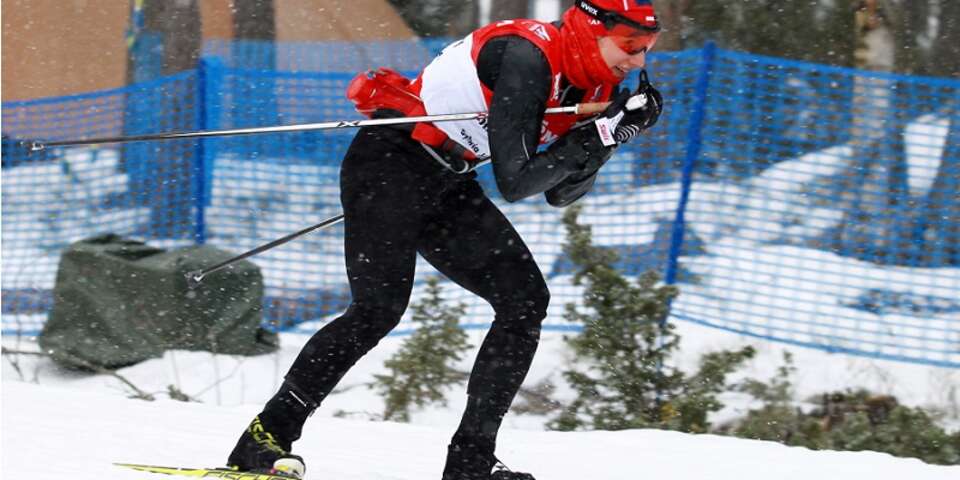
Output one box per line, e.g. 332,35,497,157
114,463,299,480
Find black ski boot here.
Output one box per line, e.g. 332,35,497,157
227,382,318,479
227,415,306,479
441,444,536,480
490,465,536,480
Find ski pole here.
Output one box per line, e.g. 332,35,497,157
185,213,344,289
29,102,612,151
57,101,620,287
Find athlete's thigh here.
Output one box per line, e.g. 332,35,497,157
339,132,427,307
416,182,546,305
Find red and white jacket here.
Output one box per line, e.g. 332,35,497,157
408,19,615,161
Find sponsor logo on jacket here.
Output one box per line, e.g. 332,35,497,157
460,128,482,154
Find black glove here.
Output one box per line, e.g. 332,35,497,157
594,70,663,146
542,120,615,175
541,70,664,181
616,72,662,143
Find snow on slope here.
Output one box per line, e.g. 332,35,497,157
3,323,957,437
3,380,959,480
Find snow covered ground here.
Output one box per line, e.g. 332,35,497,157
4,327,960,480
4,306,960,479
8,381,959,480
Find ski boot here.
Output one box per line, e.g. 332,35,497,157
227,416,306,479
442,444,535,480
490,465,536,480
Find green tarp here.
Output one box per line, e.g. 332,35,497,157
39,234,278,370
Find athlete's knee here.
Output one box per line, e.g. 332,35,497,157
523,282,551,324
344,298,407,336
533,282,551,316
492,280,550,330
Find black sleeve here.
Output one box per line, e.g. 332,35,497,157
482,37,576,202
545,169,599,207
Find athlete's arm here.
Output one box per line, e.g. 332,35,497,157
544,169,599,207
481,36,612,204
482,37,574,202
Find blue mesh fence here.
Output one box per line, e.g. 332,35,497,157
670,47,960,368
2,41,958,367
2,72,201,335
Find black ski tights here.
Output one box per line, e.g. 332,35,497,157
260,127,550,465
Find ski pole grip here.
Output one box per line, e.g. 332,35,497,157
576,102,611,115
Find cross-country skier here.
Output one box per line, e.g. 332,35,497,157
227,1,663,479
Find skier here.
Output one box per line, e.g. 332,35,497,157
227,1,663,479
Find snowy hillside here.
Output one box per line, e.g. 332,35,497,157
3,379,959,480
5,315,960,477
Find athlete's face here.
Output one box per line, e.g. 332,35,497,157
598,35,655,79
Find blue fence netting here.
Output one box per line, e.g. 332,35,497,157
2,40,958,368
